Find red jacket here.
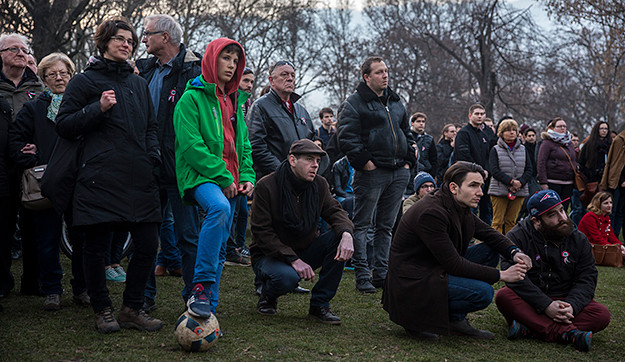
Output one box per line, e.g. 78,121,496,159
578,211,622,245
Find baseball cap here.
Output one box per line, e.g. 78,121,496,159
527,189,570,217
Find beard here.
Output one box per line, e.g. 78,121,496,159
539,217,574,241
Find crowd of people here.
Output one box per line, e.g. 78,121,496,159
0,13,621,353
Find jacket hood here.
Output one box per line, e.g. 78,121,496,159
201,38,245,96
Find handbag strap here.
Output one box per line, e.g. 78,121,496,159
559,146,577,173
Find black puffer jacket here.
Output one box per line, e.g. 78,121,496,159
248,88,314,180
0,95,11,197
136,44,201,187
55,57,161,226
504,217,598,316
8,92,58,169
338,82,416,171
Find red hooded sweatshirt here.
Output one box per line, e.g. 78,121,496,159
201,38,246,187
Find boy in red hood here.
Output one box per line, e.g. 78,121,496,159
174,38,255,318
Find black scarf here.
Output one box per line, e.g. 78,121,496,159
275,160,319,236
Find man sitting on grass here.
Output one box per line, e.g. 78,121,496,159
250,139,354,324
495,190,611,352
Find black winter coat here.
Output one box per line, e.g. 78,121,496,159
0,95,11,197
55,57,161,226
338,82,416,171
136,44,201,187
504,218,598,316
454,123,491,171
436,138,453,182
412,131,437,174
8,92,58,169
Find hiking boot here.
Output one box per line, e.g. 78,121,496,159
449,319,494,339
118,304,163,331
405,328,439,341
142,297,156,313
154,265,166,276
43,294,61,311
308,306,341,325
72,291,91,307
105,267,125,283
94,307,120,334
257,294,277,315
561,329,592,352
356,279,376,293
187,283,212,318
508,320,533,340
225,250,251,266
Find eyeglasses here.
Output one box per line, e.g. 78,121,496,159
45,71,70,79
420,184,436,190
110,36,136,47
554,125,567,129
0,47,32,55
141,30,164,39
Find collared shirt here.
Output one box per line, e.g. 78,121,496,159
147,55,176,114
0,70,27,88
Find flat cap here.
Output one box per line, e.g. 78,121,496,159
289,139,327,157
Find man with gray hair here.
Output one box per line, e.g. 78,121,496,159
136,15,202,312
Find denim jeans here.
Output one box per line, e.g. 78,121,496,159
569,189,585,226
145,185,200,302
253,230,344,307
32,209,63,295
156,200,181,270
226,194,248,256
351,167,409,283
448,243,500,321
193,182,236,313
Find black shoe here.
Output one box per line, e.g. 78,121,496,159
508,320,533,340
355,279,376,293
308,306,341,325
257,294,277,315
142,297,156,313
562,329,592,352
255,285,263,296
405,328,439,341
371,279,385,288
291,285,310,294
449,319,494,339
10,249,21,260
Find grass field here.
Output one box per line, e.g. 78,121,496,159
1,254,624,361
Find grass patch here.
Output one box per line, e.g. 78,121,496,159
1,256,624,360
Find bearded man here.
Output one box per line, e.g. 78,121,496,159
495,190,611,352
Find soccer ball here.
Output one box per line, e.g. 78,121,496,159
174,311,221,352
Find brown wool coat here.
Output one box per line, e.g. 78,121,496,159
600,131,625,190
250,171,353,264
382,186,515,335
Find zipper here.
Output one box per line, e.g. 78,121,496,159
381,101,398,164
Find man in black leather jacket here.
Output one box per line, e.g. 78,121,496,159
337,56,416,293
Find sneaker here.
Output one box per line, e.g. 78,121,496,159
142,297,156,313
405,328,439,341
308,306,341,325
154,265,167,276
257,294,277,315
113,266,126,278
95,306,120,334
187,283,212,318
225,251,251,266
508,320,533,340
105,267,125,283
118,304,163,331
239,247,250,258
356,279,376,293
43,294,61,311
449,319,494,339
72,291,91,307
562,329,592,352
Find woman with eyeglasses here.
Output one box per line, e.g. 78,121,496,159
487,119,532,234
536,117,578,209
55,17,162,334
8,53,90,312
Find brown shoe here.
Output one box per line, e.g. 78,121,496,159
43,294,61,311
169,268,182,277
118,304,163,331
154,265,166,276
95,306,120,334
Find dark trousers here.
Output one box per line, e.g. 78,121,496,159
495,287,610,342
253,230,345,307
32,209,63,295
19,208,39,292
548,183,574,211
0,196,14,295
226,194,248,255
105,232,127,266
83,222,158,312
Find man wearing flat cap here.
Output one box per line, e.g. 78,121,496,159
250,139,354,324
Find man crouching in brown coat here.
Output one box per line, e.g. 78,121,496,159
383,161,531,340
250,139,354,324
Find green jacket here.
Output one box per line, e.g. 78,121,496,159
174,75,255,202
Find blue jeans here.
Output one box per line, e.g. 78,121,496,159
570,189,585,226
226,195,248,255
193,182,236,313
32,209,63,295
448,243,500,321
253,230,344,307
156,201,181,270
145,186,200,302
351,167,409,283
